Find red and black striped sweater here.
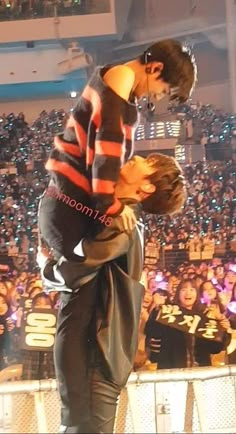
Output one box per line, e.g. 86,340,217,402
46,66,138,216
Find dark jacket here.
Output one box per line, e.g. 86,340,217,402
42,202,145,387
227,312,236,364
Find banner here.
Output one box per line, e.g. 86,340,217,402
156,304,225,342
20,307,57,352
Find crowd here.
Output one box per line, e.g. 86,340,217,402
0,259,236,377
0,103,235,377
144,159,236,270
1,104,236,163
0,110,66,272
136,259,236,370
170,102,236,161
0,0,110,21
0,270,57,377
0,108,235,267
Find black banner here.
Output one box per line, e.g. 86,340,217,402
156,304,225,342
20,308,57,351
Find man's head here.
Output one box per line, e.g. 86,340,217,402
118,153,187,216
132,39,197,103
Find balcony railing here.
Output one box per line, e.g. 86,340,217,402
0,0,111,22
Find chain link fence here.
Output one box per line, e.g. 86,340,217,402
0,366,236,433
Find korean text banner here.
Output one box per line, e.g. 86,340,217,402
156,304,225,342
20,308,57,351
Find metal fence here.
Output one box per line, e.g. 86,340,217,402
0,365,236,433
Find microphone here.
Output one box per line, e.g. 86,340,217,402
144,50,155,114
146,100,155,113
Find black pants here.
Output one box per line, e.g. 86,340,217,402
38,188,91,259
89,367,121,433
54,279,121,433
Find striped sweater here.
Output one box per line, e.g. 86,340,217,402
45,66,138,216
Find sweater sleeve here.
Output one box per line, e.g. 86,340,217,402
91,90,127,216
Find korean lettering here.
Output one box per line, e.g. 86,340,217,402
198,319,218,339
161,305,182,324
179,315,201,334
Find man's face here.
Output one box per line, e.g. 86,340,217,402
120,156,155,184
138,78,170,100
135,63,170,100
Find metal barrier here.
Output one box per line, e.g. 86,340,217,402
0,365,236,433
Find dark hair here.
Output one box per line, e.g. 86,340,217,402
199,280,225,314
199,280,216,297
142,153,187,215
28,286,42,299
153,288,169,297
191,274,205,290
32,293,53,308
139,39,197,102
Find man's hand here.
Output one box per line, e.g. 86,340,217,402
119,205,137,232
37,246,53,269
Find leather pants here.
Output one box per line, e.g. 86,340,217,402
54,279,121,433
